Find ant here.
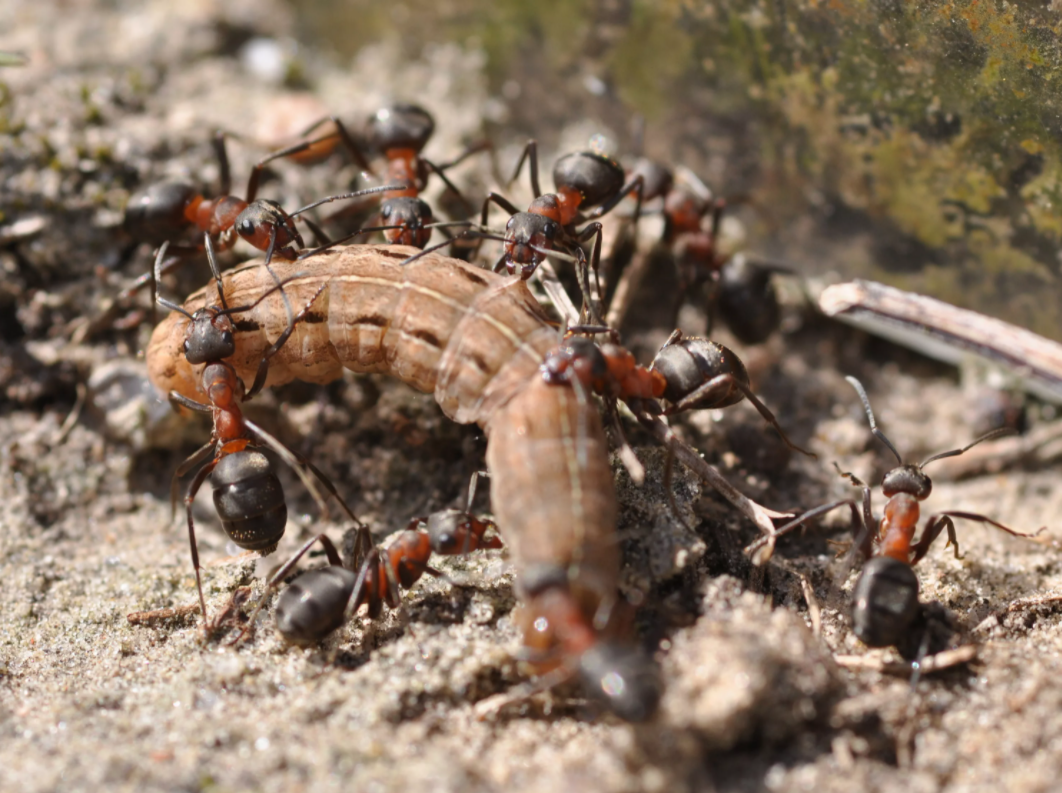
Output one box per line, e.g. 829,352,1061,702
606,158,789,345
119,130,400,310
403,141,645,326
747,375,1046,657
295,104,490,247
231,472,502,646
150,238,371,630
542,328,815,458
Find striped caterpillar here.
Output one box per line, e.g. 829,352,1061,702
148,244,660,720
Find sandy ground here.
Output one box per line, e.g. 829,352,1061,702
2,3,1062,792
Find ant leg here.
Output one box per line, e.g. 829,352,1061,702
243,133,360,203
637,413,787,541
508,140,541,198
587,174,645,235
743,499,861,559
481,192,522,227
571,221,606,318
422,158,474,214
212,131,232,196
433,139,492,172
532,257,581,327
184,459,219,624
245,283,326,400
170,440,214,522
243,422,372,563
667,374,816,458
230,532,343,646
910,515,959,564
831,463,876,551
300,217,332,247
911,511,1047,565
661,440,689,529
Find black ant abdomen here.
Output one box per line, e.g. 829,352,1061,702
275,566,358,646
552,151,626,209
716,257,781,346
368,103,436,155
650,336,748,409
851,556,921,649
124,181,200,245
578,640,662,723
211,451,287,554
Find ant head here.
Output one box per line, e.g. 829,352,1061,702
552,151,624,208
650,336,748,408
881,464,932,500
235,200,302,256
124,181,199,245
183,307,235,364
542,337,608,393
578,640,662,722
369,104,435,155
380,196,434,247
425,508,469,555
851,556,921,649
504,212,558,270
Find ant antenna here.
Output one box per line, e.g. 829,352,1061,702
845,376,903,465
920,427,1017,469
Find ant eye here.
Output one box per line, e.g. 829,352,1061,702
544,221,558,236
238,219,255,237
381,204,392,218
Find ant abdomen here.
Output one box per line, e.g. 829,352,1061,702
368,103,436,154
275,566,358,646
211,451,287,553
650,336,748,409
850,556,921,648
124,181,199,245
552,152,625,208
716,258,781,345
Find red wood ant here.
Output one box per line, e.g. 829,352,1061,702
232,472,502,646
120,130,401,306
607,159,789,344
151,239,370,630
542,329,815,458
403,141,645,326
747,375,1045,656
296,103,489,247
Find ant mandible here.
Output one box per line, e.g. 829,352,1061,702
150,237,371,631
747,375,1046,655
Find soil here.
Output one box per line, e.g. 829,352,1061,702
2,3,1062,792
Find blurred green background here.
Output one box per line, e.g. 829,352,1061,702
292,0,1062,341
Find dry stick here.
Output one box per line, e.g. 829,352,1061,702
833,645,977,676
